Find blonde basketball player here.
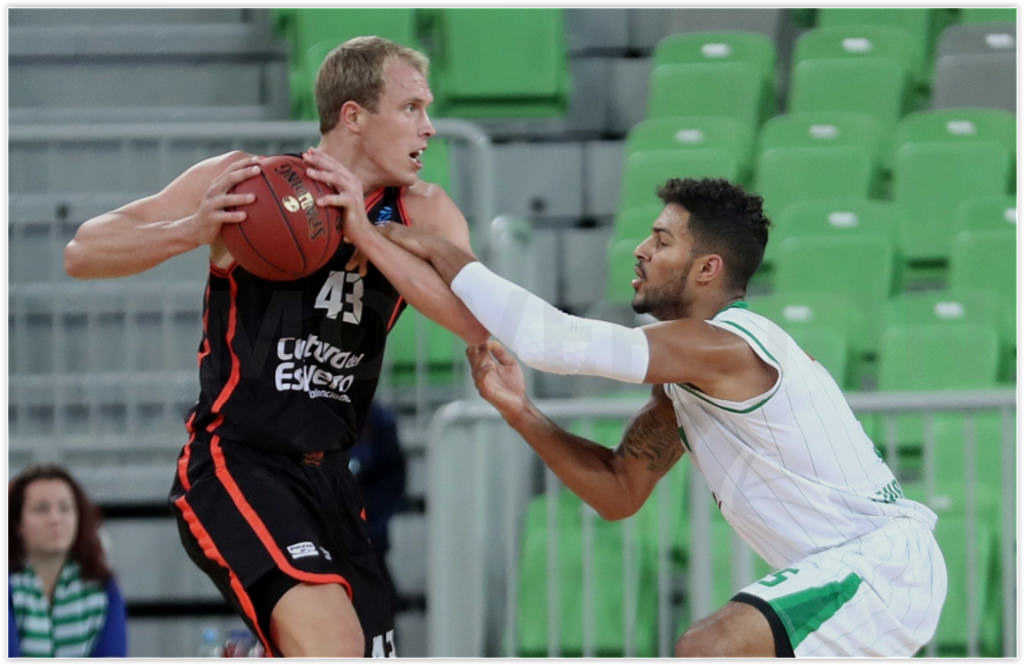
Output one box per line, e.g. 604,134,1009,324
358,177,947,657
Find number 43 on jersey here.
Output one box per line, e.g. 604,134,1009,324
314,270,363,324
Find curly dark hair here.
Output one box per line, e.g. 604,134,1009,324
9,464,113,582
657,178,771,291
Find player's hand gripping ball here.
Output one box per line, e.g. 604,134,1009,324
221,155,343,280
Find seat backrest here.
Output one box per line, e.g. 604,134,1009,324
788,57,908,136
605,236,644,303
774,234,895,319
881,289,1000,333
758,112,883,164
653,30,776,84
931,52,1016,112
949,229,1016,304
959,8,1016,24
755,145,873,218
955,195,1018,232
772,197,903,242
892,141,1010,261
936,21,1016,58
440,8,567,99
647,61,764,129
620,148,740,210
889,108,1015,174
794,24,918,79
626,116,755,169
878,322,999,390
612,204,662,243
817,8,935,76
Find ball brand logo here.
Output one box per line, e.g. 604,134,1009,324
275,162,325,240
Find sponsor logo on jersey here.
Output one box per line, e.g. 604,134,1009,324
286,541,319,559
375,205,394,223
318,546,333,561
274,334,365,402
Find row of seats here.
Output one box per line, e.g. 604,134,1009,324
515,408,1009,656
618,108,1014,260
272,8,569,121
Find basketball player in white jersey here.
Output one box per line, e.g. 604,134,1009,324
356,177,947,656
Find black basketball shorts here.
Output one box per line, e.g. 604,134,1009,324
169,427,396,657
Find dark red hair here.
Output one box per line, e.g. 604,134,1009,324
9,464,113,582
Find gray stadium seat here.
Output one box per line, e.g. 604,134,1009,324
932,23,1015,111
628,8,785,51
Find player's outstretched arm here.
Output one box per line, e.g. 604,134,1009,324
64,152,260,279
468,340,683,520
303,147,488,345
376,223,775,397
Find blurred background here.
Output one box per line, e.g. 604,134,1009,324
7,6,1018,657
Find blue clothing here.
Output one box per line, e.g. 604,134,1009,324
8,576,127,657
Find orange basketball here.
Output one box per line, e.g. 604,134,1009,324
221,155,343,281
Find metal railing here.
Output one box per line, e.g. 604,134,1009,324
426,389,1017,657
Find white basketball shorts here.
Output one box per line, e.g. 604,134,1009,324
733,517,947,657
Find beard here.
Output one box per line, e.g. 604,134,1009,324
631,259,692,320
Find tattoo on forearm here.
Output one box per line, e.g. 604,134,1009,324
617,412,682,473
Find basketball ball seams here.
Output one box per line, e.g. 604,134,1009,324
258,169,307,277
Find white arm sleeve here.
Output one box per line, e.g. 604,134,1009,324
450,261,650,383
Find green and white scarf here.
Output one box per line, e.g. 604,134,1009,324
10,561,108,657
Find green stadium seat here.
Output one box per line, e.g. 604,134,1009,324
758,112,884,171
816,8,937,83
892,141,1010,264
878,322,1000,391
652,31,777,119
889,108,1015,180
749,291,860,385
766,198,904,268
754,146,873,218
902,482,1003,655
949,229,1017,382
625,117,756,186
286,9,421,120
788,57,908,138
606,236,644,303
960,8,1016,24
955,195,1018,233
647,62,764,130
874,322,1000,466
773,235,895,355
794,25,919,90
433,9,569,118
881,288,1009,385
620,149,740,211
516,489,659,656
612,205,662,244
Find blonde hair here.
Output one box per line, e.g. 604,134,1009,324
315,35,430,134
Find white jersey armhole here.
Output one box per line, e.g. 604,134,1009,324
676,313,783,414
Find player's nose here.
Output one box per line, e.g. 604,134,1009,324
421,112,436,139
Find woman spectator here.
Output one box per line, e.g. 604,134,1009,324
9,465,127,657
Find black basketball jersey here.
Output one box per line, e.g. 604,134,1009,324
186,186,410,454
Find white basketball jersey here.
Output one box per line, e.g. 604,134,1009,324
663,303,937,569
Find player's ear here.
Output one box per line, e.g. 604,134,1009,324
695,253,724,285
339,100,363,133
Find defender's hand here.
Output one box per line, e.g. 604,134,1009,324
190,155,261,246
378,221,433,261
467,340,530,420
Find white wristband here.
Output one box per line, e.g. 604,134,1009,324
451,262,650,383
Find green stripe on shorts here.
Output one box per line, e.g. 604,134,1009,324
769,572,862,649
